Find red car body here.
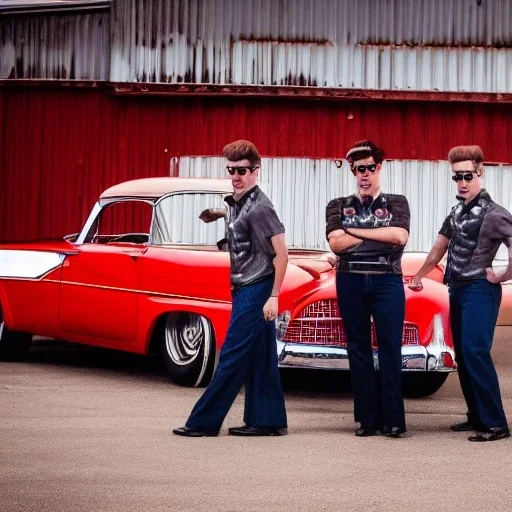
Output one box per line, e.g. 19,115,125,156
3,176,504,397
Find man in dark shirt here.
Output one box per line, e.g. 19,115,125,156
173,140,288,437
411,145,512,442
326,140,410,438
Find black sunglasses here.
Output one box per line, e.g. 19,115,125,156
226,166,258,176
451,171,478,182
352,164,378,174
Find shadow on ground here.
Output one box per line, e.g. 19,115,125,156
28,339,353,395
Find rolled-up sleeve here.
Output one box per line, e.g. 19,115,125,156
326,199,342,239
496,210,512,246
251,204,285,239
389,195,410,232
438,214,453,240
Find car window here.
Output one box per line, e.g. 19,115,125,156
153,193,226,245
84,200,153,244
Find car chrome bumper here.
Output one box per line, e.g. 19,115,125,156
277,313,456,373
277,341,456,372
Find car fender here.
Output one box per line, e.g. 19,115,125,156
136,295,232,354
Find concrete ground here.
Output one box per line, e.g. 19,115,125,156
1,328,512,512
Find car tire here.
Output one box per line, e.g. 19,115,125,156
0,318,32,362
160,312,216,387
402,373,449,398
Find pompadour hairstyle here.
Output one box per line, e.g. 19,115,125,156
448,145,484,165
223,140,261,166
448,145,484,173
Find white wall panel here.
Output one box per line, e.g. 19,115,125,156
177,155,512,259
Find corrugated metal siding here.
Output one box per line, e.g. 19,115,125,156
2,88,512,241
0,11,110,79
178,156,512,253
111,0,512,92
231,42,512,91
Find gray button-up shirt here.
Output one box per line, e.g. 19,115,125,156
224,186,285,288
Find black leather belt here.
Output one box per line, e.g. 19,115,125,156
338,256,393,273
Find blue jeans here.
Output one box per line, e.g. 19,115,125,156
449,279,508,429
336,272,406,431
186,277,287,434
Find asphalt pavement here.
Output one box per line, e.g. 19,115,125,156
1,328,512,512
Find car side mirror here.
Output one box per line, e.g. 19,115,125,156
63,233,79,243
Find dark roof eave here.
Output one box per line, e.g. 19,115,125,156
1,79,512,104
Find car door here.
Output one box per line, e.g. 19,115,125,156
59,199,152,342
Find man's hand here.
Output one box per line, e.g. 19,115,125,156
486,267,512,284
327,229,362,253
408,275,424,291
199,208,225,223
321,252,339,268
263,297,278,321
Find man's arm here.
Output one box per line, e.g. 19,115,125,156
486,237,512,283
263,233,288,321
327,228,362,253
409,234,450,290
345,226,408,246
199,208,226,223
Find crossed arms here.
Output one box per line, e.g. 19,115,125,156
327,226,409,253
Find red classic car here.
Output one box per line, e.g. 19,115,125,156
0,177,467,397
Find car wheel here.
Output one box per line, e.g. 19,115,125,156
402,373,449,398
0,318,32,362
161,312,215,387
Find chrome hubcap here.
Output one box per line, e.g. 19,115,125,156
0,321,4,340
165,314,209,366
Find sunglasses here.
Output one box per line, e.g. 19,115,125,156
226,166,258,176
352,164,378,174
451,171,479,182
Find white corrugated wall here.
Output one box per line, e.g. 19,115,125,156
110,0,512,92
177,156,512,259
0,11,110,79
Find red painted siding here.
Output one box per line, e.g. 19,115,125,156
1,88,511,241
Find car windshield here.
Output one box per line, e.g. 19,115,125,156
152,192,227,245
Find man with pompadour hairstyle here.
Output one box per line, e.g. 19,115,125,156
173,140,288,438
411,144,512,442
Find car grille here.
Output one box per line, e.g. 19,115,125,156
282,299,419,347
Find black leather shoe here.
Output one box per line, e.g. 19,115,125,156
383,426,405,438
355,427,380,437
468,427,510,442
228,426,287,436
450,421,475,432
172,426,218,437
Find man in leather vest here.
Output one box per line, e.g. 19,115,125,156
326,140,410,438
411,145,512,442
173,140,288,437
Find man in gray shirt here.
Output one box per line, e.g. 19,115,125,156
411,145,512,442
173,140,288,437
